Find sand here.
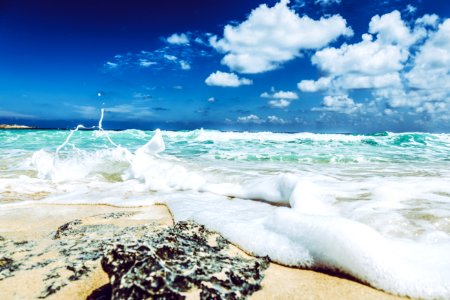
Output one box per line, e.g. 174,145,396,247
0,203,405,299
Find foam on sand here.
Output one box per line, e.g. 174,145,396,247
165,194,450,299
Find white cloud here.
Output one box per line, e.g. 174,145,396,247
369,10,417,47
269,99,291,108
298,77,332,92
166,33,189,45
205,71,253,87
139,59,157,67
261,88,298,108
406,19,450,91
415,102,447,114
405,4,417,15
105,61,118,69
164,54,178,61
237,114,264,124
106,32,216,72
299,11,425,100
234,114,290,125
207,97,215,103
415,14,439,27
261,89,298,100
179,60,191,70
312,95,362,114
299,10,450,121
210,0,352,74
311,33,407,77
301,11,420,94
267,115,287,124
300,72,402,91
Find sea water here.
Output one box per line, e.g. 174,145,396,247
1,123,450,298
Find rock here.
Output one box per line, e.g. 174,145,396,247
0,212,159,298
102,221,269,300
1,212,269,299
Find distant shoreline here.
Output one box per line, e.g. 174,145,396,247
0,124,34,129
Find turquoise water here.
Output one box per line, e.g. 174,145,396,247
1,128,450,298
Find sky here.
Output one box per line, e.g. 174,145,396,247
1,0,450,132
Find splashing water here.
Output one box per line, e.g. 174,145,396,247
1,112,450,298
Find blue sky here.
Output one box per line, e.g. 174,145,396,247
1,0,450,132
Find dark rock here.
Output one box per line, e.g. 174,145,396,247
102,221,269,300
1,213,269,300
53,219,82,239
87,284,112,300
0,257,20,280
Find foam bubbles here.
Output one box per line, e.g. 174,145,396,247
166,195,450,299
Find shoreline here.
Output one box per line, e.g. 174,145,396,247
0,124,34,129
0,202,405,299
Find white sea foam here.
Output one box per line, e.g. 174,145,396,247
165,194,450,299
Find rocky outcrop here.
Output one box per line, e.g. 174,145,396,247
0,212,268,299
101,221,269,300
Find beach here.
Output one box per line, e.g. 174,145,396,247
0,202,404,299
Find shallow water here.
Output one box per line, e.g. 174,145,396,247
1,128,450,298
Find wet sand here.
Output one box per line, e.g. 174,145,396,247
0,203,405,299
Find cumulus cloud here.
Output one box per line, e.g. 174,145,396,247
179,60,191,70
312,95,362,114
269,99,291,108
164,54,177,61
267,115,288,124
298,77,332,92
405,19,450,91
205,71,253,87
210,0,352,74
415,14,439,27
368,10,418,47
105,61,119,69
299,10,450,116
237,114,264,124
166,33,189,45
235,114,289,124
372,19,450,114
261,89,298,100
261,87,299,108
299,10,418,94
207,97,215,103
139,59,157,67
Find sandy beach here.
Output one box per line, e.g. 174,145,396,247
0,203,405,299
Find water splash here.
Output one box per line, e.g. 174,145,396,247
56,109,119,156
55,125,87,155
97,108,120,148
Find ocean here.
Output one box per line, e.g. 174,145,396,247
1,122,450,298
